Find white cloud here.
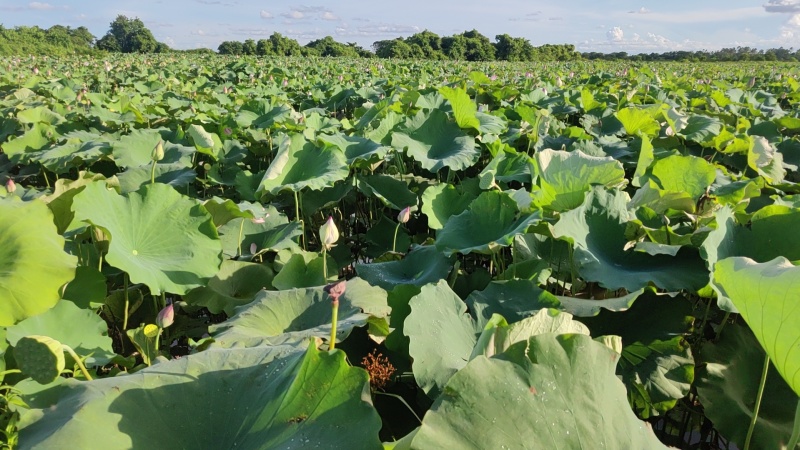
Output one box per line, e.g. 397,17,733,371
624,7,765,23
260,10,273,19
29,2,55,10
607,26,624,41
284,10,304,19
629,7,650,14
321,11,337,21
764,0,800,13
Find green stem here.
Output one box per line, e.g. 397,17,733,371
237,217,245,257
715,311,731,340
62,345,93,381
294,190,305,250
392,223,400,253
744,354,770,450
699,298,713,332
0,369,21,378
122,272,130,330
322,248,328,281
149,159,157,185
373,391,423,424
787,400,800,450
329,300,339,351
41,164,50,189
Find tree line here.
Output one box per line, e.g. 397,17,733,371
2,16,800,63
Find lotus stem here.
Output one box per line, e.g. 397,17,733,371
149,159,157,185
374,391,422,424
0,369,21,378
62,345,93,381
294,190,305,250
787,401,800,449
122,272,130,330
392,223,400,253
744,353,770,450
322,248,328,280
329,298,339,351
715,311,731,340
237,217,245,257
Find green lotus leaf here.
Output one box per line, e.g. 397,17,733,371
19,344,382,449
364,215,411,257
257,133,349,196
62,266,107,309
532,149,626,211
41,172,112,234
479,149,532,185
0,199,77,326
71,182,222,295
679,114,722,145
14,335,65,385
357,246,453,291
16,106,65,126
391,109,479,172
696,324,800,450
317,133,389,165
553,187,708,292
580,290,695,417
556,288,646,317
217,207,301,258
183,260,274,315
420,180,479,230
628,179,696,214
210,278,388,348
116,164,196,194
712,257,800,396
356,174,417,211
471,309,589,360
649,154,716,200
749,136,786,184
435,191,540,256
202,197,255,228
408,334,668,449
2,123,56,160
187,124,220,159
404,281,479,397
272,252,337,290
111,129,193,169
31,140,111,175
615,107,660,137
439,86,480,131
465,280,561,328
7,300,114,366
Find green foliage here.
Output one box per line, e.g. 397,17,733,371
96,15,167,54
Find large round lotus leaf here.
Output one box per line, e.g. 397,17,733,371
696,324,799,450
183,260,274,315
41,172,111,234
7,300,114,366
712,257,800,396
438,86,481,131
391,109,479,172
408,334,668,449
210,278,389,348
32,140,111,175
0,199,77,326
271,253,338,290
465,280,561,328
420,180,479,230
116,164,197,194
479,148,532,184
356,174,417,211
532,149,625,212
19,344,382,450
615,107,661,137
556,289,646,317
71,182,222,295
357,246,453,291
217,206,301,258
649,154,716,200
111,129,194,169
317,133,389,165
553,187,708,292
61,266,107,309
579,290,695,418
435,191,540,256
404,281,479,397
257,133,349,196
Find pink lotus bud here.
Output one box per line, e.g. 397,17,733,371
33,67,39,74
323,280,346,302
319,216,339,250
156,303,174,329
251,217,265,224
397,206,410,224
224,127,232,136
6,179,16,193
250,242,257,254
283,78,288,87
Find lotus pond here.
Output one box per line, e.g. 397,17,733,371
0,55,799,449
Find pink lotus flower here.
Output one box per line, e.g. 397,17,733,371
397,206,410,224
5,179,16,193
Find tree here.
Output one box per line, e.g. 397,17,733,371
217,40,244,55
242,39,257,55
96,15,159,53
494,34,534,61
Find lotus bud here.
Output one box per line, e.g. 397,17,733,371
6,179,16,193
556,76,563,87
397,206,410,224
152,140,164,161
251,217,265,224
747,76,756,88
320,216,339,250
156,303,174,329
250,242,258,254
323,280,346,302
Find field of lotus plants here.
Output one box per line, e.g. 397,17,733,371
0,54,799,449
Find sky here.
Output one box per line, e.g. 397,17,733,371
2,0,800,53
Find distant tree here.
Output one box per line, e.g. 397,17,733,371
217,40,244,55
256,39,274,56
406,30,444,59
242,38,257,55
269,33,303,56
96,15,159,53
441,35,468,60
306,36,360,57
494,34,534,61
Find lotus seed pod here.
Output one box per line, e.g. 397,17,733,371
15,335,66,384
319,216,339,250
397,206,411,224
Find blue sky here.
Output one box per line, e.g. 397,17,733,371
1,0,799,53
